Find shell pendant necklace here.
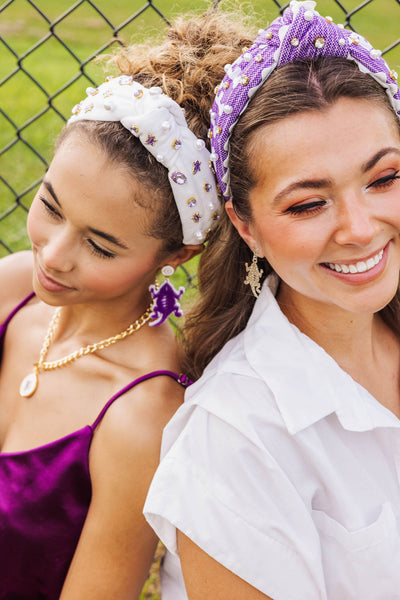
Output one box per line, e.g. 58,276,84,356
19,303,153,398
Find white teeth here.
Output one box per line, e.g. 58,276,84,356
366,258,375,269
326,249,384,274
356,261,367,272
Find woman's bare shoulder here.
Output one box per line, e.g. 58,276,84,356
0,251,34,322
88,373,185,523
113,372,184,437
93,372,185,466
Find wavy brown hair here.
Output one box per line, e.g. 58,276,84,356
183,57,400,380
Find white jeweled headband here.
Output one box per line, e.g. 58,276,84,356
210,0,400,202
68,75,221,245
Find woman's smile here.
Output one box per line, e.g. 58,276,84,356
36,261,75,293
229,97,400,318
323,246,385,274
319,242,389,285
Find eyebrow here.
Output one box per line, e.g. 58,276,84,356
42,179,129,250
43,180,61,206
88,227,129,250
273,147,400,205
361,147,400,173
273,178,332,205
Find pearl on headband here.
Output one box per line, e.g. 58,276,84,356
68,76,220,245
210,0,400,202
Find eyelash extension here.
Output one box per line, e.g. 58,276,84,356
40,196,61,219
285,200,326,216
87,239,116,259
368,171,400,190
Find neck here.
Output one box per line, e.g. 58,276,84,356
276,284,400,417
277,286,389,370
52,294,153,344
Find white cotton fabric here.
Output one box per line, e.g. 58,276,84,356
144,276,400,600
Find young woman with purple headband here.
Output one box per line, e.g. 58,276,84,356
144,2,400,598
0,13,253,599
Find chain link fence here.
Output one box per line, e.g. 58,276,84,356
1,0,400,275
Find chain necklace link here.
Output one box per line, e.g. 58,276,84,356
19,303,153,398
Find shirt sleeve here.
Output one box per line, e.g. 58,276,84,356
144,399,327,600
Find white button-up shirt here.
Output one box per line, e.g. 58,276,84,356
144,277,400,600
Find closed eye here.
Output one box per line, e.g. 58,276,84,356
367,171,400,190
40,196,62,219
87,239,116,259
284,200,326,216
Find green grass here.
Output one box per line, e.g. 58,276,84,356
1,0,399,256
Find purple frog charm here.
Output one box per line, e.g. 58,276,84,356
149,265,185,327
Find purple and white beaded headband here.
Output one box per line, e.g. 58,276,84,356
68,76,220,245
210,0,400,202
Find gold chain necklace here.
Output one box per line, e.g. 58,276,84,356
19,303,153,398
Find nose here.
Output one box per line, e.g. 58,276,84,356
333,194,378,247
41,228,75,273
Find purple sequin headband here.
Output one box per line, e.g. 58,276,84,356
210,0,400,202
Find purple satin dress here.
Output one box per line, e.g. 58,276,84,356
0,294,190,599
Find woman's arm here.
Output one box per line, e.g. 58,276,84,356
144,380,326,600
59,375,184,600
178,532,274,600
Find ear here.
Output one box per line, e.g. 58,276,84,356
167,244,204,270
225,201,264,257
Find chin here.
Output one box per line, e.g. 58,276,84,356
345,289,399,315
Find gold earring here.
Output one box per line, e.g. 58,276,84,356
244,248,263,298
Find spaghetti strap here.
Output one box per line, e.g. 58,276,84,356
0,292,35,357
91,370,192,430
0,292,35,333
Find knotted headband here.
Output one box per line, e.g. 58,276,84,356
210,0,400,202
68,76,220,245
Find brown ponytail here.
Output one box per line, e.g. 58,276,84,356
182,212,270,380
109,10,257,141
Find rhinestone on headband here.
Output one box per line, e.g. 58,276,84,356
68,76,220,244
210,0,400,202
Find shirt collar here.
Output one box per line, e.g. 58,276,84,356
243,275,400,434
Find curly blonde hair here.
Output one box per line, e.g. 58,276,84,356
110,10,257,142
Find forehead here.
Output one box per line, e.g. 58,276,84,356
51,131,139,198
47,133,154,235
249,97,400,187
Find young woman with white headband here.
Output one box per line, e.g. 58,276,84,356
144,2,400,599
0,12,253,599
